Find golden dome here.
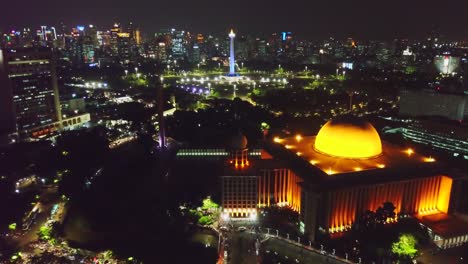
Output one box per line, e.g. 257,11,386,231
314,115,382,159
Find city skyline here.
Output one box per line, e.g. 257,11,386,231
2,0,468,40
2,1,468,263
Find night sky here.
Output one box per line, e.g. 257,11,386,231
2,0,468,40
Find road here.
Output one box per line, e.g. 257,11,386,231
228,232,259,264
263,237,349,264
15,186,61,247
223,230,350,264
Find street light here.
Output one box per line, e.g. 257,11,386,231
135,67,138,73
197,63,200,69
124,69,128,76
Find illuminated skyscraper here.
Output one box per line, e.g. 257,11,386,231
0,49,16,143
0,48,62,139
117,33,131,64
170,29,186,59
228,29,236,75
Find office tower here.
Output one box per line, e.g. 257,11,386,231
117,33,131,64
0,49,16,143
170,29,186,59
0,47,62,139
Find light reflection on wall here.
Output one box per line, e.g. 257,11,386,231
326,175,452,233
258,169,301,213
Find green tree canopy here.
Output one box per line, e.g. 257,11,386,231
202,197,219,211
198,215,213,226
392,233,418,258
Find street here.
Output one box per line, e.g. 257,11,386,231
221,227,351,264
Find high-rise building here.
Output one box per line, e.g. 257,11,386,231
109,23,121,56
255,38,267,58
134,29,142,46
190,44,201,63
37,26,57,47
170,29,186,59
0,48,62,139
196,34,205,44
117,33,131,64
0,49,16,143
155,42,168,62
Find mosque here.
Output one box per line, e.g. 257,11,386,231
211,115,468,248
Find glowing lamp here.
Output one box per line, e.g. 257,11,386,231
296,152,302,156
221,213,229,221
406,148,414,156
285,145,293,149
310,160,319,165
423,156,435,163
377,164,386,169
273,137,283,143
295,134,303,142
354,167,362,171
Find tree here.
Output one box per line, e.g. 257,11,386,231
201,197,219,212
392,233,418,259
198,215,213,226
358,210,377,229
376,202,396,224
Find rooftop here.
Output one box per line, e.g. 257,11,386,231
274,135,437,175
418,213,468,238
